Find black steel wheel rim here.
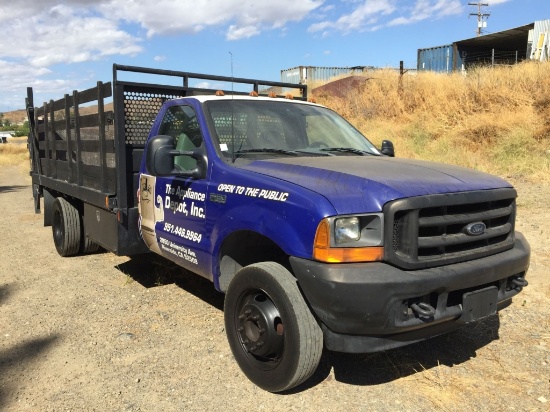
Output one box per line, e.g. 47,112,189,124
53,207,64,247
234,289,284,371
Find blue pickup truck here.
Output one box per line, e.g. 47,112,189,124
27,65,530,392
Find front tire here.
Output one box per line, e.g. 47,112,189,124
224,262,323,392
52,197,81,257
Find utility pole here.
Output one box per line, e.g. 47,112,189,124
468,2,490,36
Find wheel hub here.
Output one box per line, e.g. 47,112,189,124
237,292,284,359
53,210,63,245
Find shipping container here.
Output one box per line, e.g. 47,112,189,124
417,44,463,73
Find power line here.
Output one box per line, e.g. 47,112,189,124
468,2,491,36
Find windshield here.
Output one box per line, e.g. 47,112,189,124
204,100,380,160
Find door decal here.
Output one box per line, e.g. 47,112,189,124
138,174,164,254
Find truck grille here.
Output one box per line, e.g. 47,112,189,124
384,188,516,270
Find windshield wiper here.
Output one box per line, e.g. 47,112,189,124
293,149,331,156
234,148,299,156
320,147,376,156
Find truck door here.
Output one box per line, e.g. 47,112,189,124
145,104,211,278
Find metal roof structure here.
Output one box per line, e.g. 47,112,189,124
418,20,549,72
455,23,534,50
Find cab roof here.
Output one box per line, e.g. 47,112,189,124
181,94,320,106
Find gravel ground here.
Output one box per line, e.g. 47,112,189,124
0,164,549,412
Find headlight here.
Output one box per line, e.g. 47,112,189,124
335,217,360,244
313,214,384,263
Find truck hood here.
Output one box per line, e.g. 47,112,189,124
239,156,512,214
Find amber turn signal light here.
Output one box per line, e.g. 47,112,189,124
313,219,383,263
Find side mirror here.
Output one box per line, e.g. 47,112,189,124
145,135,207,179
380,140,395,157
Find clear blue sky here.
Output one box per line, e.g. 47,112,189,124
1,0,549,113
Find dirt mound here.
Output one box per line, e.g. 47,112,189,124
312,75,371,99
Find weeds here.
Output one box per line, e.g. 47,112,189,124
0,141,29,166
123,274,135,286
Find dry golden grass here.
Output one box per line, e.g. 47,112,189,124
315,61,550,182
0,139,29,166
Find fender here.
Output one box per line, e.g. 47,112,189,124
208,192,336,291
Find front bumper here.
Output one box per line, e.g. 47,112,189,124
290,233,530,353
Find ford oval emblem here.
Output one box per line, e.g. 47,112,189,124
465,222,486,236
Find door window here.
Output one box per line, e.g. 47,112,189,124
159,105,203,170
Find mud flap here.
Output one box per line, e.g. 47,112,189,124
33,184,41,214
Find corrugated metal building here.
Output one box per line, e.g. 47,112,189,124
418,19,550,73
281,66,373,84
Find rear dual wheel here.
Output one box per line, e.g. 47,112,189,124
80,231,100,254
224,262,323,392
52,197,81,257
52,197,99,256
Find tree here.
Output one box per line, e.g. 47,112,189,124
14,121,29,137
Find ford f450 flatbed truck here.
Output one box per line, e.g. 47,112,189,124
26,64,530,392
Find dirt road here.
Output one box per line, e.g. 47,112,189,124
1,164,548,411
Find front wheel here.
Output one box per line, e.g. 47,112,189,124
224,262,323,392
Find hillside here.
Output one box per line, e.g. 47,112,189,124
2,103,113,126
1,109,26,125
